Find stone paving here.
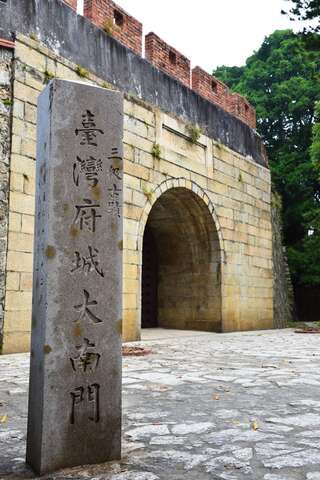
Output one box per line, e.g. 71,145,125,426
1,328,320,480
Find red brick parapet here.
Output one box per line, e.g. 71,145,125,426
192,66,256,129
57,0,258,129
84,0,142,55
192,67,229,110
145,33,190,88
228,92,256,129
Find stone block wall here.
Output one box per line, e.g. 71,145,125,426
145,33,191,88
0,42,13,352
272,193,294,327
84,0,143,55
0,34,273,353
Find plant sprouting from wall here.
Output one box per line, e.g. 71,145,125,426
2,98,12,107
103,18,114,36
271,191,282,210
152,143,161,159
75,65,90,79
44,70,55,84
142,185,153,202
186,124,202,144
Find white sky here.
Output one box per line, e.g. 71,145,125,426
77,0,307,71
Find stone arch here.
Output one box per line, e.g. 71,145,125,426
138,178,225,259
138,178,225,333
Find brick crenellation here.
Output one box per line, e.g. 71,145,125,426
84,0,142,56
81,0,256,128
145,33,190,88
192,67,256,129
228,92,256,130
192,66,229,111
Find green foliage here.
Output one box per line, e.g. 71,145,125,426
44,70,55,84
2,98,12,107
271,191,282,210
152,143,161,159
75,65,90,79
287,207,320,285
214,30,320,286
103,18,114,36
311,101,320,174
212,65,244,87
281,0,320,32
142,185,153,202
186,124,202,144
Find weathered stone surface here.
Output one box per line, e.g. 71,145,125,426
271,194,294,328
0,47,13,352
26,80,123,474
171,422,215,435
263,450,320,469
264,475,293,480
266,413,320,428
2,329,320,478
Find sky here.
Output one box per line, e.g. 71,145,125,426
77,0,306,72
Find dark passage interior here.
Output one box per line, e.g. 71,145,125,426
141,187,222,332
142,225,158,328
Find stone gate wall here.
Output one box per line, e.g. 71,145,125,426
0,42,13,352
0,0,274,353
272,193,294,328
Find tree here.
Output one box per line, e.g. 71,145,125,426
311,101,320,172
214,30,320,286
282,0,320,32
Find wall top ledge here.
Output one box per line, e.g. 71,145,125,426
0,0,267,167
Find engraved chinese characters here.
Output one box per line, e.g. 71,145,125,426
27,80,123,475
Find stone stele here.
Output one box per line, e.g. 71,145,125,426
26,80,123,475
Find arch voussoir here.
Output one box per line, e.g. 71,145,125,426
138,178,226,257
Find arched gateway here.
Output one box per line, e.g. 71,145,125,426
0,4,274,352
138,179,225,334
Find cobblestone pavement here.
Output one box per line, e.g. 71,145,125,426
1,328,320,480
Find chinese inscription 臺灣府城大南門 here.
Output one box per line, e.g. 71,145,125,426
70,383,100,424
75,110,104,146
73,199,101,233
73,289,103,324
70,338,101,373
70,246,104,278
67,110,123,426
73,155,102,187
